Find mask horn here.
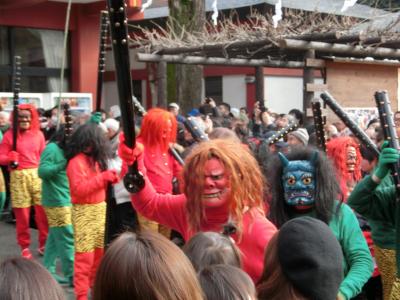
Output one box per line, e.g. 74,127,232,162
278,152,289,167
310,150,319,165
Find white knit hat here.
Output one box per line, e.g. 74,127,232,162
288,128,309,146
109,105,121,118
104,118,120,132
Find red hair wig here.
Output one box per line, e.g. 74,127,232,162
138,108,177,152
10,104,40,132
183,139,265,237
326,136,362,198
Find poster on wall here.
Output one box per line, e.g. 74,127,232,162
342,107,379,129
43,93,93,116
0,93,43,112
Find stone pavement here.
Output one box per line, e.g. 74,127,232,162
0,213,75,299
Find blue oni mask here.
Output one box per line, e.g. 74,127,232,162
279,152,317,207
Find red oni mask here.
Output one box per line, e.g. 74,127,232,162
202,158,230,208
18,109,32,131
346,146,357,173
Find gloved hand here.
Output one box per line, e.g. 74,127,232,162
102,170,119,184
118,133,144,165
8,151,19,163
374,141,400,180
89,112,102,125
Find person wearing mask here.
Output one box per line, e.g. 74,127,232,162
267,147,373,300
118,138,277,282
135,108,183,238
0,104,47,259
65,123,119,300
39,126,74,286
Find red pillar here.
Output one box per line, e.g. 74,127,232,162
70,5,104,106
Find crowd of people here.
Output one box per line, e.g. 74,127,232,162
0,97,399,300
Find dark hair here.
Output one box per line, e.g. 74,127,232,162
257,233,307,300
0,257,65,300
288,109,304,126
366,118,379,129
359,144,377,163
48,124,77,151
199,104,213,116
93,231,203,300
198,264,256,300
183,232,242,272
64,123,111,171
37,108,46,117
219,102,231,111
267,146,341,228
48,125,67,150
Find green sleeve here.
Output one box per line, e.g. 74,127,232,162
347,175,396,224
0,191,5,213
38,143,66,180
335,203,374,300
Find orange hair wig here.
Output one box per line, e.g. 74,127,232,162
183,139,266,236
138,108,177,152
10,104,40,132
326,136,362,197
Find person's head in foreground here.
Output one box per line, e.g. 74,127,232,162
0,257,65,300
93,230,203,300
183,231,241,272
257,217,343,300
198,264,257,300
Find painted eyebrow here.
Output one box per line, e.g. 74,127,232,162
205,171,224,176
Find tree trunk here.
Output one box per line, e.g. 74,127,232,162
168,0,205,114
157,61,167,108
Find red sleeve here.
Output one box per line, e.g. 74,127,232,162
0,132,12,166
131,175,187,232
237,211,277,283
67,156,106,202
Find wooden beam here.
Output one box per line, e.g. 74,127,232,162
306,58,326,68
156,39,271,55
303,50,315,125
291,31,343,42
136,53,305,68
279,39,400,59
306,83,328,92
327,56,400,67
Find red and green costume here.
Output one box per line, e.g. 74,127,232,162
39,141,74,285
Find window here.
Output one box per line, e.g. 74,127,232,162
0,26,70,93
205,76,222,103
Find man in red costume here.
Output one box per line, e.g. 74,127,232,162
136,108,182,237
119,138,277,282
0,104,47,259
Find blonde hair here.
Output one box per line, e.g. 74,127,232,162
183,139,265,236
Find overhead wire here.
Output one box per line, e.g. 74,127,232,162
56,0,73,130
